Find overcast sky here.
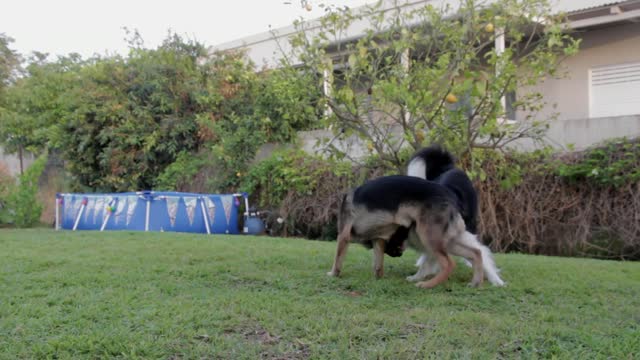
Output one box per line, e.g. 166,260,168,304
2,0,373,59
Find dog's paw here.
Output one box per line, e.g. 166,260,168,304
415,280,437,289
467,280,483,288
406,274,422,282
327,271,339,277
491,279,506,287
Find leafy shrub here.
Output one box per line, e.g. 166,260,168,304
0,162,16,225
239,148,358,238
155,151,211,191
206,64,322,190
6,153,47,227
241,148,353,207
554,138,640,187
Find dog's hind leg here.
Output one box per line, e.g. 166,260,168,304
415,251,455,289
449,232,484,287
327,222,352,277
479,245,505,286
414,221,455,289
373,239,385,278
453,231,505,287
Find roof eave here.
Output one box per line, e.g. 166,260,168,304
567,1,640,29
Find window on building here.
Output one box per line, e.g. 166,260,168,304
505,90,517,121
452,90,517,122
589,62,640,118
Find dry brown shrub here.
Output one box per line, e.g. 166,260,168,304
477,147,640,260
246,143,640,259
37,153,69,225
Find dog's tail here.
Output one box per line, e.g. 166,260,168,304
407,145,455,181
457,231,505,286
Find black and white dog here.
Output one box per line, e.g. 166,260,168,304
403,145,482,281
327,175,504,288
407,145,478,234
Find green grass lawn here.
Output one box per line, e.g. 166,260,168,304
0,229,638,359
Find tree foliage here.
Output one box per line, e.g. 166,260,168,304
286,0,580,172
199,51,322,189
0,33,22,93
0,32,322,192
57,35,211,191
0,53,82,155
0,0,581,192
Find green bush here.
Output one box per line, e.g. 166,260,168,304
554,138,640,187
0,165,16,225
7,153,47,227
207,65,322,190
238,148,357,238
155,151,210,191
240,148,352,208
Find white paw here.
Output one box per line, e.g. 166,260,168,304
406,274,423,282
327,271,338,277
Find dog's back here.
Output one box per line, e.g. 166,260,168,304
346,176,461,245
353,175,452,212
336,176,458,243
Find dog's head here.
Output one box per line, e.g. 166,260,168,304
384,225,410,257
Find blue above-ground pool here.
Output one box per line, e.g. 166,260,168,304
55,191,250,234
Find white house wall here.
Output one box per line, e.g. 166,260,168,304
513,21,640,150
520,22,640,122
213,0,640,152
211,0,463,68
211,0,616,67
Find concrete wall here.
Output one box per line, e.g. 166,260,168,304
255,129,372,162
292,115,640,158
546,115,640,149
512,114,640,151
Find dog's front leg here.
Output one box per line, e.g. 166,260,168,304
327,222,352,277
373,238,385,278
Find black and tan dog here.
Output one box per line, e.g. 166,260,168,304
327,175,504,289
